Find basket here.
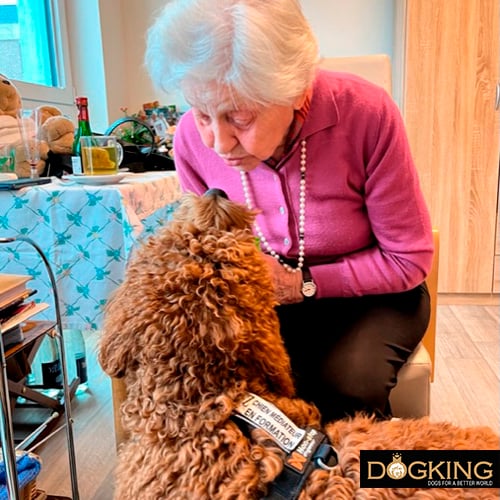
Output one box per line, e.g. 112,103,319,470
21,479,45,500
0,451,42,500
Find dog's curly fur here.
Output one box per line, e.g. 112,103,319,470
99,192,499,499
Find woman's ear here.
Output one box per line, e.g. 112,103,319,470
293,87,312,110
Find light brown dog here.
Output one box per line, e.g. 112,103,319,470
99,191,499,499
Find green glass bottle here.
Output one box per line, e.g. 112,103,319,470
64,328,88,395
28,335,63,399
71,96,92,174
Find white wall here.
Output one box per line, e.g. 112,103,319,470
301,0,395,59
66,0,397,131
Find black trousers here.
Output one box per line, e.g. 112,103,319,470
276,283,430,423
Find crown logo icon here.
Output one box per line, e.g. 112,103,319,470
387,452,407,480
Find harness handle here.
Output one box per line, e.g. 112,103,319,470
313,443,338,471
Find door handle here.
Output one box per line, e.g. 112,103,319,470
496,82,500,110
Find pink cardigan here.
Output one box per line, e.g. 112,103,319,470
173,69,434,298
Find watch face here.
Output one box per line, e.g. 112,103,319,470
302,280,317,298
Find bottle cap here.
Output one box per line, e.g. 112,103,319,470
75,96,88,105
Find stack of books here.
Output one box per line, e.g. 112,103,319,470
0,274,49,348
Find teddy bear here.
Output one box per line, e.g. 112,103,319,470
0,74,76,178
39,114,76,177
0,74,48,177
0,74,21,118
39,114,74,155
0,74,23,152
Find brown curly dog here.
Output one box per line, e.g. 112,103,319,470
99,190,499,499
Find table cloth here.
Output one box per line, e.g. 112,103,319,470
0,172,182,331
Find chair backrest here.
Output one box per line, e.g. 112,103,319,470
319,54,392,94
423,229,439,381
111,377,128,448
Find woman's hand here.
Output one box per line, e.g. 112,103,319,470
261,253,303,304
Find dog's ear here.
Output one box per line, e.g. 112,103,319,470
98,285,137,377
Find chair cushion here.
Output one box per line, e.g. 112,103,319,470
389,343,432,418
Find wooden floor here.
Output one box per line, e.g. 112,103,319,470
21,302,500,499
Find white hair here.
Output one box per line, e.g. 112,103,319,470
145,0,320,108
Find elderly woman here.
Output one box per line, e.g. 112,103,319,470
145,0,434,422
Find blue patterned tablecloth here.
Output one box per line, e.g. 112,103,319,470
0,172,181,330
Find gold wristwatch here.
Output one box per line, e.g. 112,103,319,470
301,268,317,299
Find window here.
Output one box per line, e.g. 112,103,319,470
0,0,73,107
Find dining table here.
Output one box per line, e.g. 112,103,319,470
0,171,182,331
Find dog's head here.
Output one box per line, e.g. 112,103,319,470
99,189,295,402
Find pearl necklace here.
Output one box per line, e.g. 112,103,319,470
240,139,307,273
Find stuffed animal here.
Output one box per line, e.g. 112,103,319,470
39,114,76,177
40,115,74,155
0,74,22,147
0,74,65,177
0,74,21,118
38,105,62,125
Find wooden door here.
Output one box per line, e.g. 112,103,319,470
403,0,500,293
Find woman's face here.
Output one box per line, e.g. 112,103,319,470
190,91,296,172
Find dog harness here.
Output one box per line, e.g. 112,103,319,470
232,392,338,500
